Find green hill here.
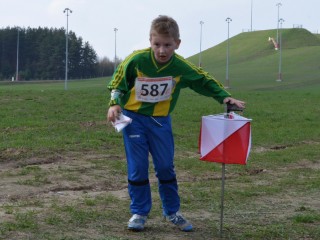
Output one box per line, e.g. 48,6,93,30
188,28,320,90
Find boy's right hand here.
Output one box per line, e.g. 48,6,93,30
223,97,245,110
107,105,122,122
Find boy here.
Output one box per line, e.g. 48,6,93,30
107,15,245,232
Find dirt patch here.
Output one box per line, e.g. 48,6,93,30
252,140,320,153
0,148,319,239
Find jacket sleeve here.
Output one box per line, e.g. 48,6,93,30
107,55,137,106
185,67,231,104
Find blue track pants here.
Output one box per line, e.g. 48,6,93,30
122,110,180,216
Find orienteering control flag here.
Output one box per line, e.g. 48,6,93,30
199,113,252,165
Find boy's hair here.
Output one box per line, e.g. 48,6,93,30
150,15,180,40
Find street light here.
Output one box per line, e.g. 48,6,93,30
276,3,282,43
250,0,253,32
63,8,72,90
199,21,204,67
225,17,232,88
16,27,20,81
277,18,284,82
114,28,118,72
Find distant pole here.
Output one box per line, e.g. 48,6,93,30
225,17,232,88
16,27,20,81
276,3,282,43
277,18,284,82
63,8,72,90
114,28,118,72
250,0,253,32
199,21,204,67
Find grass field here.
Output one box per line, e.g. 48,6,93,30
0,77,319,240
0,28,320,239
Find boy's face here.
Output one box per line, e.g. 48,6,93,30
150,32,181,64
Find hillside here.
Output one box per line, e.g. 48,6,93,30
188,28,320,90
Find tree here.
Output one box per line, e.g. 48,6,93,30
97,56,115,77
0,27,103,80
79,41,98,78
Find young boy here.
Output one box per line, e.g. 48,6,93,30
107,15,245,232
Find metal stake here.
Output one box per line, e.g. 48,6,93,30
220,163,226,237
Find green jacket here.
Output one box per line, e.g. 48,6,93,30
108,48,231,116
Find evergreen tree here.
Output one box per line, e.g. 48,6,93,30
0,27,113,81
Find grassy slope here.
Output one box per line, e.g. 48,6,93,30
188,28,320,89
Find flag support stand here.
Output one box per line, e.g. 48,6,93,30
219,103,244,237
219,163,226,237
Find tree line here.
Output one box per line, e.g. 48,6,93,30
0,27,118,81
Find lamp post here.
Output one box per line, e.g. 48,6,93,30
225,17,232,88
276,3,282,43
63,8,72,90
250,0,253,32
16,27,20,81
114,28,118,72
199,21,204,67
277,18,284,82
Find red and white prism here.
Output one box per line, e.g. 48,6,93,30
199,113,252,165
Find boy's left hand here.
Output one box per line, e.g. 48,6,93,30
223,97,245,109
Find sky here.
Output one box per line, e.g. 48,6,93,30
1,0,319,60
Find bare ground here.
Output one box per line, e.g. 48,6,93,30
0,145,319,239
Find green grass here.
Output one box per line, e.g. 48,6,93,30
0,28,320,239
0,78,113,153
188,28,320,89
0,78,319,239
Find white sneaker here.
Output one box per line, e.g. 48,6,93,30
128,214,147,231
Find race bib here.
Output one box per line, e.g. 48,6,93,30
135,76,173,102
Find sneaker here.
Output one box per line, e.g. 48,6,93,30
164,212,193,232
128,214,147,231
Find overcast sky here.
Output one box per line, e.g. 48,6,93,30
1,0,319,60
